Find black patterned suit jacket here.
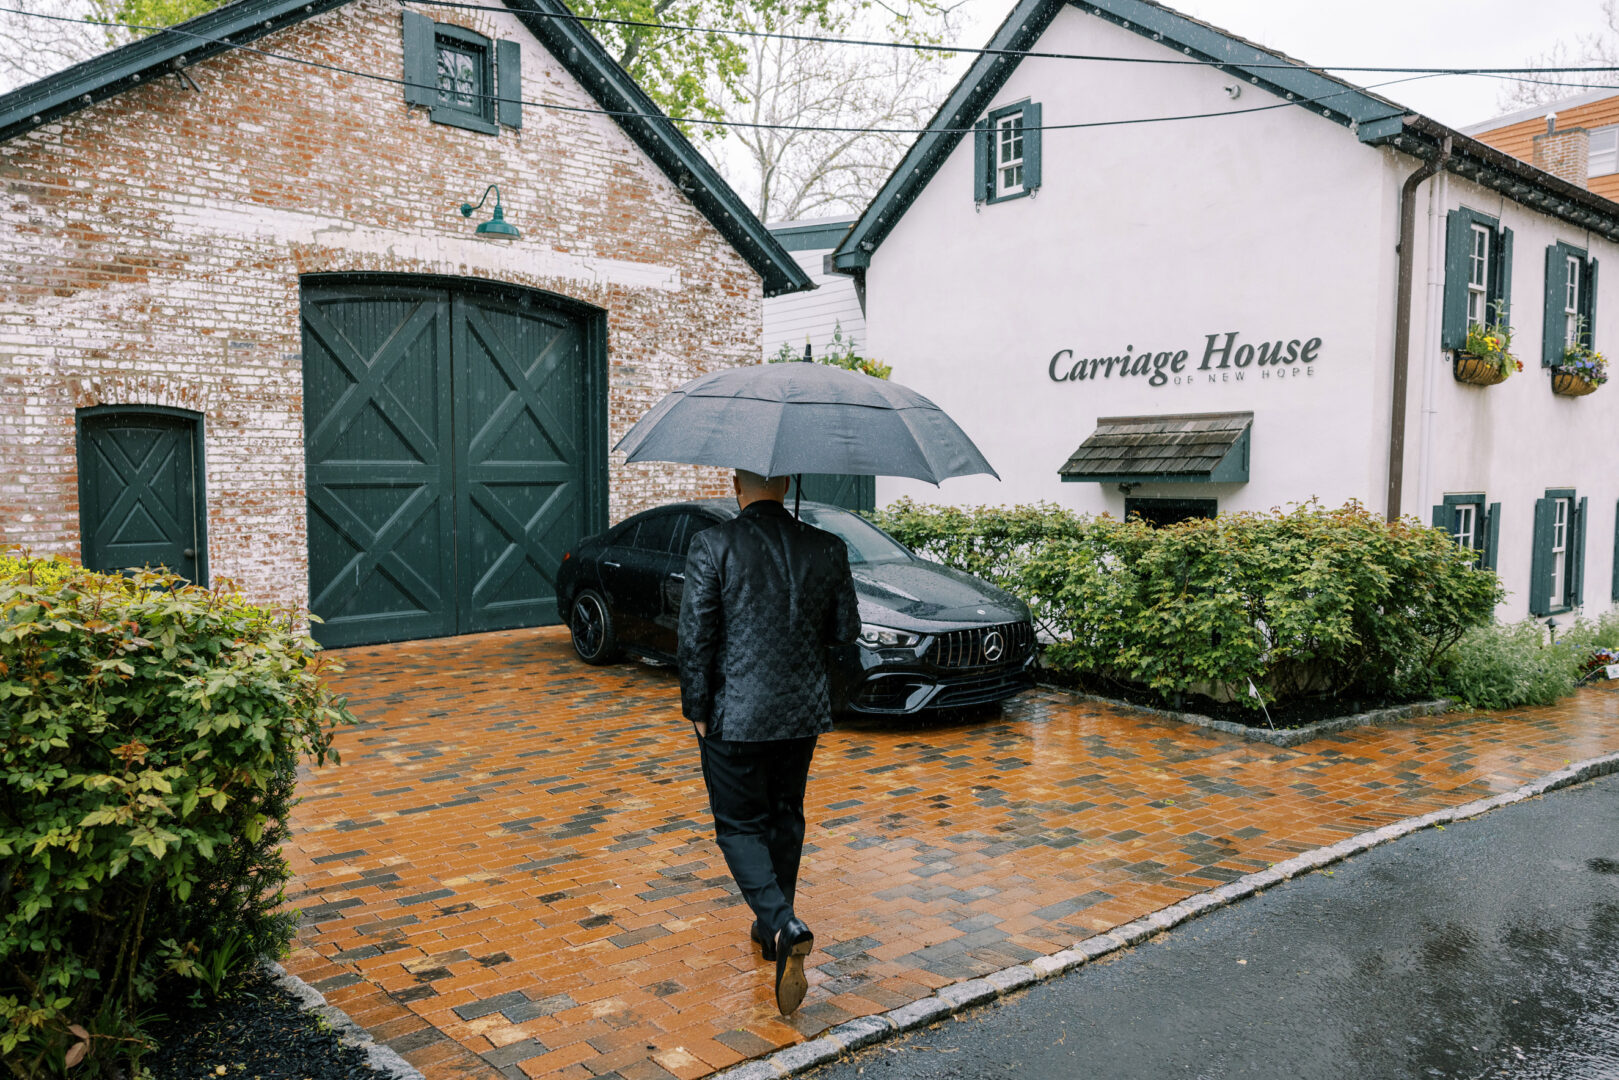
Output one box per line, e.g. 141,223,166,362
677,499,861,741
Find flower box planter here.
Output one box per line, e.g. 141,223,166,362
1551,369,1600,397
1453,351,1508,387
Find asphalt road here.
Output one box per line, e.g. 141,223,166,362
809,771,1619,1080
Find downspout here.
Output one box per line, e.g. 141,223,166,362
1387,135,1452,522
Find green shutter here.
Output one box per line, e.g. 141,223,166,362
1529,497,1554,615
497,39,521,128
402,11,436,107
1612,499,1619,602
1572,496,1588,607
973,119,990,203
1585,257,1598,349
1023,101,1042,193
1544,244,1570,367
1442,210,1471,350
1483,502,1501,571
1494,226,1513,323
1431,502,1456,534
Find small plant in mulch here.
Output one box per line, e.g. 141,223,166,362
1,553,355,1078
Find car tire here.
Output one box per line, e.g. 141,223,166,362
569,590,620,665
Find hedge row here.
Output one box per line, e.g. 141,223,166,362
869,500,1503,708
1,556,353,1076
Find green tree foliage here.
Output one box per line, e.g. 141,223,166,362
97,0,223,37
870,500,1505,710
570,0,834,136
0,556,354,1076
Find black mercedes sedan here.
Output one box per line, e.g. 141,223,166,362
556,499,1036,715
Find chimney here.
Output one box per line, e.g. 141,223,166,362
1533,112,1591,188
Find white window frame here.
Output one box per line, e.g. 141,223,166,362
1467,223,1491,327
1550,497,1570,608
1565,254,1583,345
1590,125,1619,177
995,111,1025,199
1453,504,1477,553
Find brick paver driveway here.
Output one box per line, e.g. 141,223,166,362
282,628,1619,1080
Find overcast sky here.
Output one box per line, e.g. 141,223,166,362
954,0,1616,127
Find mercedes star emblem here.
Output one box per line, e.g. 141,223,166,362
983,630,1005,662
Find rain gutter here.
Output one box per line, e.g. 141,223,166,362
1386,135,1450,523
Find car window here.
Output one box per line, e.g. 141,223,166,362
678,513,722,556
798,507,911,565
632,512,683,554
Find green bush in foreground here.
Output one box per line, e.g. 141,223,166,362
871,500,1502,710
1,557,354,1076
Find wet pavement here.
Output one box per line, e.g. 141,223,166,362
279,627,1619,1080
807,770,1619,1080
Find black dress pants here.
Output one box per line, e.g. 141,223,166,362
697,733,817,936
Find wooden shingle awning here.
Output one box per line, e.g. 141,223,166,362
1059,411,1253,484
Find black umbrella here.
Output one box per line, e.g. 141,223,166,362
613,360,999,485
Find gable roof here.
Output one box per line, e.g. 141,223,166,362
0,0,813,297
830,0,1619,273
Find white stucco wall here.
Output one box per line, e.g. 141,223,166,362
863,3,1619,619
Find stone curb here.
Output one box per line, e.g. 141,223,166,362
260,959,426,1080
1050,687,1457,747
710,749,1619,1080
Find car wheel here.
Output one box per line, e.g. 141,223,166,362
570,590,620,665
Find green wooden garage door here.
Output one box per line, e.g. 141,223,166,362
301,279,603,648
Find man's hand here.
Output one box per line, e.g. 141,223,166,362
694,721,708,738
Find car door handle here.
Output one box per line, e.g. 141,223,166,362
603,560,621,568
669,572,684,581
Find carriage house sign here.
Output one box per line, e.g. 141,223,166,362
1047,331,1324,388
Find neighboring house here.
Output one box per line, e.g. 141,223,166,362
0,0,811,648
830,0,1619,620
1464,88,1619,202
763,216,865,359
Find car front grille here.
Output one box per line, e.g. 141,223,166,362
926,621,1034,669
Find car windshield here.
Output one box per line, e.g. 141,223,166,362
798,507,911,565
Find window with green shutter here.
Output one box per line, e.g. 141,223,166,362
1529,488,1585,615
974,100,1041,205
1441,208,1511,350
1431,493,1499,570
1543,242,1597,367
401,12,520,135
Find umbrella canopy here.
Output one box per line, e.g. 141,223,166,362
613,362,998,484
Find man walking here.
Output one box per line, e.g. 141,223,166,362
677,470,861,1016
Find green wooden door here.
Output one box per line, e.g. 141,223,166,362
454,293,587,632
797,474,875,514
77,409,206,584
302,281,598,647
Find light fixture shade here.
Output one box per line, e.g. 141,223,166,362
476,204,520,237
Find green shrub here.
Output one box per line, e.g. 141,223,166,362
1434,620,1584,710
1,561,354,1076
0,554,78,590
870,500,1502,710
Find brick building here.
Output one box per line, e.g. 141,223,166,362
1465,88,1619,199
0,0,810,646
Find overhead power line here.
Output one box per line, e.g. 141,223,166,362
2,6,1614,136
403,0,1619,79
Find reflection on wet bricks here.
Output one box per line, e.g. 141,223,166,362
280,627,1619,1080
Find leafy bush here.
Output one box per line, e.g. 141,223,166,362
870,500,1502,711
1,559,354,1076
1433,620,1584,709
1435,611,1619,710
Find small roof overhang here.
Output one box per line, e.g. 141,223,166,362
1059,411,1252,484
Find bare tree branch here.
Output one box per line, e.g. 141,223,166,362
1496,0,1619,112
0,0,129,94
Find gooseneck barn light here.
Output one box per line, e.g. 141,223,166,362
460,184,520,238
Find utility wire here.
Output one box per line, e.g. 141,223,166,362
2,5,1458,135
401,0,1619,79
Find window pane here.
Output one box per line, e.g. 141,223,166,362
633,513,682,553
1591,127,1619,176
436,41,481,112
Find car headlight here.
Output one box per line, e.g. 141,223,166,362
858,623,920,648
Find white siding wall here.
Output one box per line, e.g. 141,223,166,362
763,249,867,359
